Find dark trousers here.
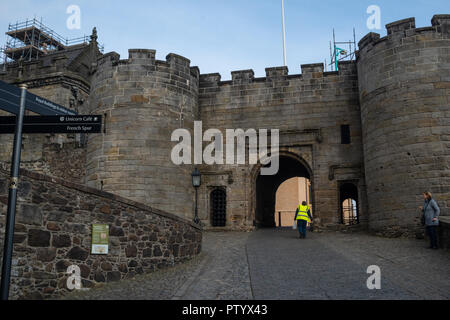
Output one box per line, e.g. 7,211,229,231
297,220,307,237
426,226,438,248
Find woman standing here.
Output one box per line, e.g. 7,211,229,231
419,192,440,249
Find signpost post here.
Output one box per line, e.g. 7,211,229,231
0,80,101,300
0,84,27,300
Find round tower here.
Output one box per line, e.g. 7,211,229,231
357,15,450,236
86,49,199,219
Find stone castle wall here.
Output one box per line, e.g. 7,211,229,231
357,15,450,236
86,50,200,219
197,62,366,228
0,165,201,300
0,14,448,236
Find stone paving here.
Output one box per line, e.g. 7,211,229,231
173,232,252,300
247,229,450,299
63,229,450,300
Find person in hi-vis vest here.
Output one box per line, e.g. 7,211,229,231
294,201,313,239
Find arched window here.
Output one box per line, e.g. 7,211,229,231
211,188,226,227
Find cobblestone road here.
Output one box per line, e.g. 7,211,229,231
246,229,449,299
64,229,450,300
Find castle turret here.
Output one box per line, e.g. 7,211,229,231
86,49,199,218
357,15,450,236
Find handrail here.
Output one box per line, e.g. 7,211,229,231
8,18,67,45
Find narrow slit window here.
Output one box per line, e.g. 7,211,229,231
341,125,351,144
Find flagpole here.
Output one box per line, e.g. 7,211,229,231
281,0,287,66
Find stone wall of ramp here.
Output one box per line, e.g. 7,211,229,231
0,166,202,300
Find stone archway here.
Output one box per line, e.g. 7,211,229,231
251,152,313,228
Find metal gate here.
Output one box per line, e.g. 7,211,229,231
341,199,359,226
211,188,226,227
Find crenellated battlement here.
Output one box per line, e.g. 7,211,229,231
336,61,356,75
198,60,357,88
90,48,200,117
231,69,255,85
94,48,199,86
301,63,323,73
432,14,450,27
301,63,324,79
265,66,289,81
128,48,156,61
199,73,221,87
358,14,450,53
357,32,380,52
166,52,191,69
386,17,416,35
97,49,193,68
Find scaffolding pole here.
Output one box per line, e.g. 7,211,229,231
329,28,356,71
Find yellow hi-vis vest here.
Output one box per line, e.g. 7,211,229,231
296,205,310,222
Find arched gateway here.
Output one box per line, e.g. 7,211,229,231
252,152,313,228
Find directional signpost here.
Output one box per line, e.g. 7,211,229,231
0,115,102,134
0,80,102,300
0,80,77,116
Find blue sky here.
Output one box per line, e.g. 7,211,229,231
1,0,448,79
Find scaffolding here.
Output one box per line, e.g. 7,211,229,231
1,18,94,65
328,28,357,72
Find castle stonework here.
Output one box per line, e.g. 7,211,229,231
86,50,199,218
357,16,450,235
1,15,449,237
